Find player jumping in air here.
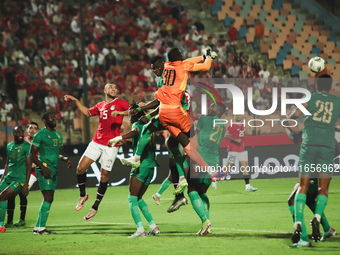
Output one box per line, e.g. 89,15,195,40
64,82,130,221
188,103,226,235
108,103,160,238
30,112,71,234
288,74,340,247
5,122,39,228
0,126,31,233
224,115,257,192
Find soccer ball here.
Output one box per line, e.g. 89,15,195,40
308,57,326,73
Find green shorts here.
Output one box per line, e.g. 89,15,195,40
143,116,164,134
130,167,154,186
299,144,335,175
36,168,58,191
0,178,24,195
188,171,212,187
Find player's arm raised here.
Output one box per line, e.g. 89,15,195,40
108,127,139,147
63,95,90,117
286,103,308,119
138,107,159,124
129,99,160,116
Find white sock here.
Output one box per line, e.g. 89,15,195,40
315,214,321,222
246,184,250,189
149,224,157,229
137,227,144,233
294,221,302,229
156,193,161,197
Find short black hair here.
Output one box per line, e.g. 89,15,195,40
150,56,164,65
41,112,55,121
28,121,39,129
168,48,182,62
317,74,332,91
217,103,227,117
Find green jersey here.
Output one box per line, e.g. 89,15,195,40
302,93,340,148
197,116,226,166
5,140,30,183
32,127,63,173
157,75,189,111
132,122,159,168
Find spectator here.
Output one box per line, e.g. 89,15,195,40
32,84,47,114
227,21,238,45
15,67,28,111
259,64,270,81
255,19,265,48
44,90,58,112
194,17,205,32
228,60,240,78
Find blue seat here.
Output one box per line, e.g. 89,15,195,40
224,17,234,27
328,33,338,43
283,42,292,53
238,27,247,38
211,6,220,16
273,0,283,10
291,65,301,76
311,47,320,55
276,53,285,65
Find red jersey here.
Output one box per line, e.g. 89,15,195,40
226,123,245,152
88,98,129,145
24,136,37,176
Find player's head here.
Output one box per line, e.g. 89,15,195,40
42,112,57,129
27,121,39,139
151,56,165,77
208,103,226,118
104,82,118,99
168,48,183,62
316,74,332,92
234,114,242,122
129,102,145,123
13,126,25,144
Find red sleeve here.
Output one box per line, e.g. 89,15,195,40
226,125,232,135
121,99,130,110
88,103,100,116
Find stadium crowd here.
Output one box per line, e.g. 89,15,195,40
0,0,284,127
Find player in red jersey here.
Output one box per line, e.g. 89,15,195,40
5,122,39,228
64,82,130,221
225,115,257,192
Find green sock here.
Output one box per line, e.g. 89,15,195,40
136,127,151,156
138,199,155,225
321,213,331,233
168,146,185,177
200,193,210,219
35,201,51,228
289,205,294,222
189,191,207,223
294,193,306,223
158,179,171,195
128,195,143,228
0,201,7,226
315,194,328,218
183,159,189,169
294,193,309,242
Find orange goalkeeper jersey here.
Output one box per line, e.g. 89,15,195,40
155,56,211,106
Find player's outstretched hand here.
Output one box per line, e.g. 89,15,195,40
138,115,149,124
202,47,218,60
108,136,123,147
129,108,138,116
64,95,76,102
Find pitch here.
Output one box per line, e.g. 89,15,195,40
3,178,340,254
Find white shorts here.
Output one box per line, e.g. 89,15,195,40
82,141,118,171
227,151,248,164
168,143,186,159
28,174,38,190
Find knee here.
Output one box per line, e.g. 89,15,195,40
76,164,87,174
100,171,110,182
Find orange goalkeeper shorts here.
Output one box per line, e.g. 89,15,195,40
159,106,191,138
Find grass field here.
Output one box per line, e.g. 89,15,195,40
2,177,340,255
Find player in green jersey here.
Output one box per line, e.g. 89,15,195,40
30,112,72,234
288,74,340,246
188,103,226,235
117,56,190,211
0,126,31,233
108,103,160,238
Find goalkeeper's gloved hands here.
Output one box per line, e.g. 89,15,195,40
202,47,218,60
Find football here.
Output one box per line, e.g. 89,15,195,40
308,56,326,73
